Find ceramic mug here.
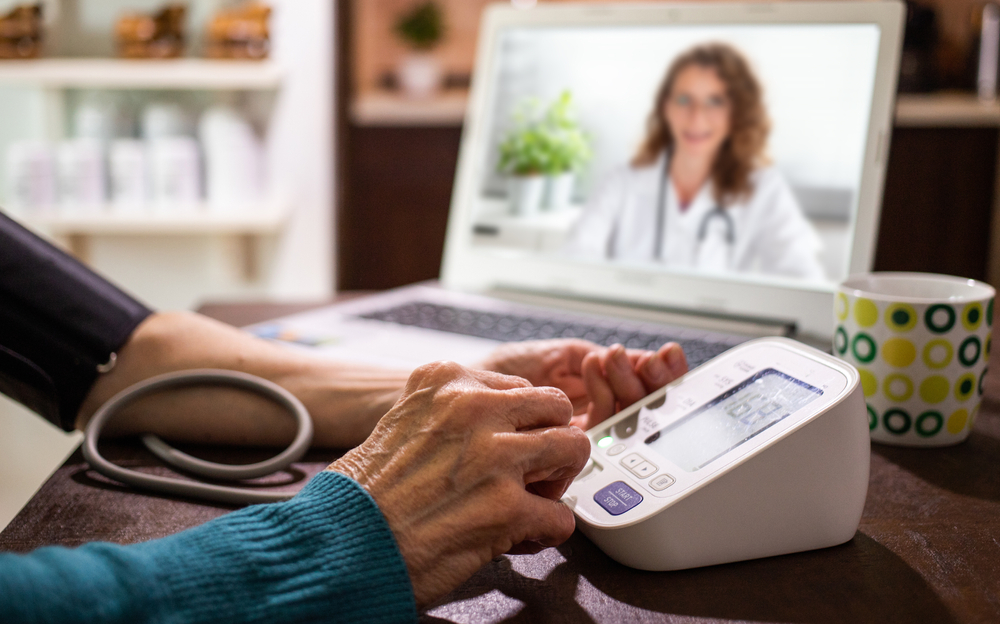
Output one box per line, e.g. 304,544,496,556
835,273,995,446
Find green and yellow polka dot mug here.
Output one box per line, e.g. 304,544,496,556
836,273,994,446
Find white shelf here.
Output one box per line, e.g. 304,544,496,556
351,90,468,126
895,93,1000,127
474,200,582,233
26,204,289,235
0,58,282,90
351,91,1000,129
472,199,581,253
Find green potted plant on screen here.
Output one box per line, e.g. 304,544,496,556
498,98,549,216
540,91,591,211
497,92,590,215
394,2,446,98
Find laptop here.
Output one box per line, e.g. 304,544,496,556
252,1,905,372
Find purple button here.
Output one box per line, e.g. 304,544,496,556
594,481,643,516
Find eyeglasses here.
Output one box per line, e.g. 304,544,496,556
667,93,730,115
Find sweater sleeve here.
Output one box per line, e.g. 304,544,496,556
0,471,417,624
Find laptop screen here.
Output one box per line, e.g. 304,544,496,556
469,23,881,289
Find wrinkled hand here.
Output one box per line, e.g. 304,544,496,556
328,361,590,609
479,339,688,430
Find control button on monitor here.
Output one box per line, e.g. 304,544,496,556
650,473,676,491
631,461,657,479
594,481,643,516
621,453,644,469
606,443,627,456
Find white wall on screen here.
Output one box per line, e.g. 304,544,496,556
481,24,881,211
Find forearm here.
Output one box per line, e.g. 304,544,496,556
76,311,409,448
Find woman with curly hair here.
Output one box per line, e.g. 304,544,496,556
567,43,825,280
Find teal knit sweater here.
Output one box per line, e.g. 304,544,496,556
0,471,417,623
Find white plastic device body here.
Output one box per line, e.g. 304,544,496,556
563,337,868,571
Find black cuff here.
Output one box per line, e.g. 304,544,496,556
0,211,153,430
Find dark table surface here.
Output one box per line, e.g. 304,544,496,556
3,301,1000,623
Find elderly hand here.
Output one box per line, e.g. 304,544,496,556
328,361,590,609
478,339,688,431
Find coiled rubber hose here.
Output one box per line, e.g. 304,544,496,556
82,369,313,505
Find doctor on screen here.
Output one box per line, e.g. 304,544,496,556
565,43,826,280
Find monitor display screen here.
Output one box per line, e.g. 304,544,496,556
644,368,823,472
469,24,881,289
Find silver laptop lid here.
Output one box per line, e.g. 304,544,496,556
441,1,905,339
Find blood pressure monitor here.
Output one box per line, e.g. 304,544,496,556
563,337,869,571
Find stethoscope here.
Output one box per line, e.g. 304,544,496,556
652,153,736,262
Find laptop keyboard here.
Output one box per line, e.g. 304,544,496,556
358,301,748,368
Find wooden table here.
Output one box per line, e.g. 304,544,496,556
3,302,999,623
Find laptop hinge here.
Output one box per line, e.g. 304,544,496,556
486,287,796,338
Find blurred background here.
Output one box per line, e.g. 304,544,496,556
343,0,1000,296
0,0,997,306
0,0,331,311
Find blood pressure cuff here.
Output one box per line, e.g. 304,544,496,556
0,211,152,431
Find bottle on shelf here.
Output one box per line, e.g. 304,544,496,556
4,140,55,215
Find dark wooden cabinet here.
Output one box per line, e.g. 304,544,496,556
875,127,998,282
338,125,462,291
338,123,999,290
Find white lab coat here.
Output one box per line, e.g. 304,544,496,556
566,154,826,281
